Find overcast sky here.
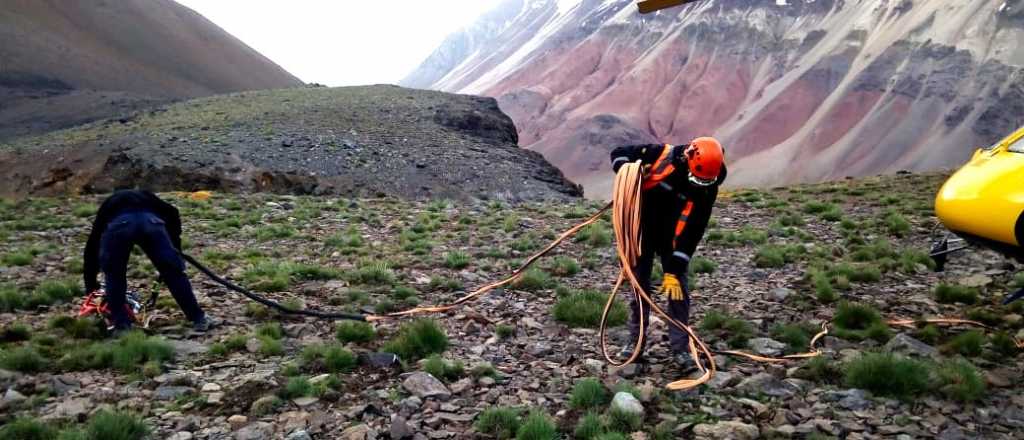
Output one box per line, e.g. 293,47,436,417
175,0,503,86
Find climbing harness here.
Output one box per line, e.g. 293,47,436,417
78,289,146,328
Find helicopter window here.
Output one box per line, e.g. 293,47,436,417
1010,136,1024,153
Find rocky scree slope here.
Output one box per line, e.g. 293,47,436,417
0,0,302,141
0,85,582,201
403,0,1024,195
0,173,1023,438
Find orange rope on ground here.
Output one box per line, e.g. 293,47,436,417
365,204,611,322
365,162,1019,389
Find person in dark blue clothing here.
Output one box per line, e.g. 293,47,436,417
83,190,214,334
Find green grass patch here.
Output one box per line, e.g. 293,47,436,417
281,376,314,399
832,302,891,342
553,289,627,328
575,223,612,248
258,335,284,357
549,256,581,277
770,322,819,354
381,318,448,361
512,268,554,291
0,322,31,342
422,354,464,382
475,407,520,440
843,352,930,399
574,412,604,440
253,224,296,241
810,271,839,303
793,356,842,384
990,332,1019,358
0,417,59,440
443,251,471,269
690,256,717,274
516,410,558,440
884,210,911,237
605,407,642,433
569,377,609,410
336,321,376,344
347,260,396,286
2,249,34,266
941,331,985,357
496,324,516,339
754,244,804,268
300,343,357,373
934,284,979,305
61,409,151,440
700,309,754,348
0,346,47,372
935,358,986,402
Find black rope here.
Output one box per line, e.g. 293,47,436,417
179,252,368,322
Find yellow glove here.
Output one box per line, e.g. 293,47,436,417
660,274,685,301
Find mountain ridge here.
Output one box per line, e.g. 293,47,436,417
404,0,1024,196
0,0,303,141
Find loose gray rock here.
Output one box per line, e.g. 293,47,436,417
737,373,799,398
361,352,401,369
168,433,194,440
2,388,26,406
391,416,414,439
610,391,644,415
694,421,760,439
292,397,319,407
885,333,938,358
402,372,451,400
49,376,81,395
706,371,739,389
168,339,208,355
748,338,788,357
823,388,872,410
340,424,371,440
286,430,313,440
235,421,273,440
47,397,91,420
155,386,194,401
771,288,794,302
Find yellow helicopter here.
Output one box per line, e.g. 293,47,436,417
933,125,1024,303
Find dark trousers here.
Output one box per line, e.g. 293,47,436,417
100,212,203,328
628,240,691,357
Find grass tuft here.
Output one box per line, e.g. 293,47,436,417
381,318,448,361
934,284,979,305
569,377,609,410
832,302,891,342
700,309,754,348
336,321,376,344
843,352,930,399
553,289,627,328
516,410,558,440
475,407,520,440
0,417,59,440
573,412,604,440
942,331,985,357
78,409,150,440
935,358,986,402
512,268,554,292
422,354,464,382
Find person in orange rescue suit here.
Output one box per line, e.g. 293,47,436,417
609,137,726,366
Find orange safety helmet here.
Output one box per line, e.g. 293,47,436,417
684,137,724,186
